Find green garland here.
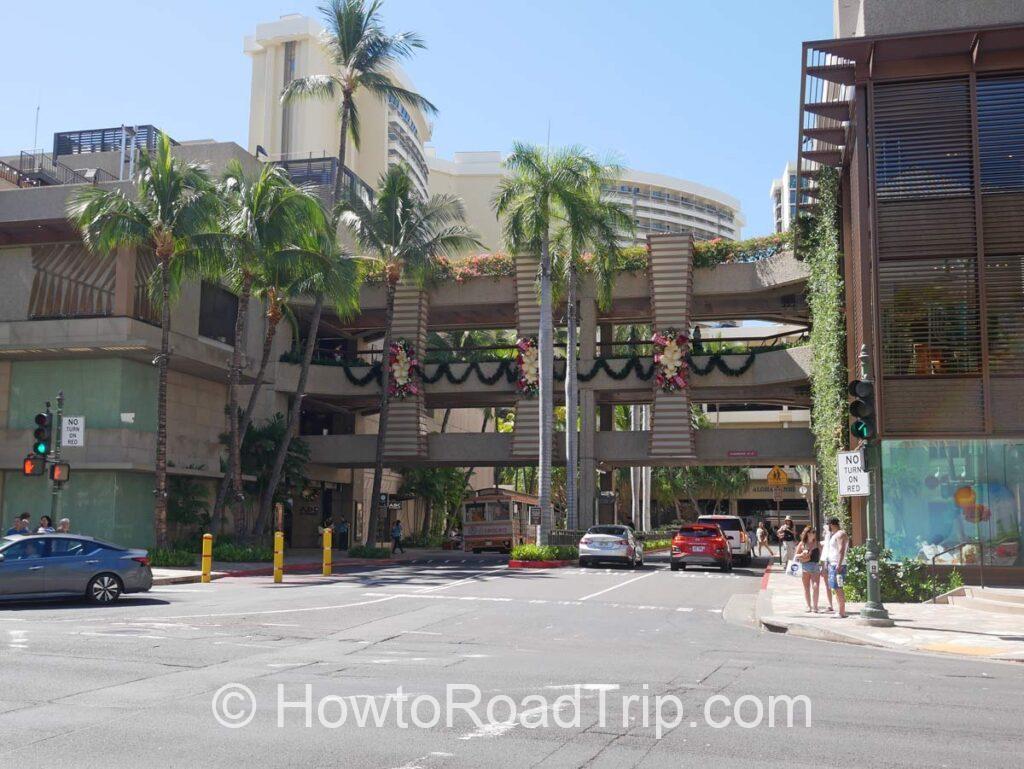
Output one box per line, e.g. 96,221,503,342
805,166,849,530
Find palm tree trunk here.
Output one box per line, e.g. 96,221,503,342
537,232,554,545
333,96,351,204
256,295,324,534
154,254,172,547
365,281,397,546
212,310,280,532
564,262,579,531
228,274,253,501
420,498,433,540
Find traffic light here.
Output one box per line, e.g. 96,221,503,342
22,455,45,476
848,379,876,440
49,462,71,483
32,411,52,456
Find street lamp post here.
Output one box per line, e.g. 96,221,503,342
857,346,893,626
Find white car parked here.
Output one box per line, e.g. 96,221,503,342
696,515,753,565
578,525,643,569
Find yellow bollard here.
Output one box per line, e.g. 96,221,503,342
200,533,213,584
273,531,284,583
322,528,332,576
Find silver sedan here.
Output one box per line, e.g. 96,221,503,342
0,534,153,604
578,525,643,568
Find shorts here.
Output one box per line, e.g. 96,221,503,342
801,562,820,575
828,564,846,590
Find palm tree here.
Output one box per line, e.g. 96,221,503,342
191,160,327,521
492,143,614,543
551,182,632,530
281,0,437,203
68,133,219,546
339,164,480,545
255,217,363,534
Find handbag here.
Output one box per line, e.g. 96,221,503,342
785,559,802,577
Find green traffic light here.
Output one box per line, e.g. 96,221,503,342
34,441,48,454
851,420,875,440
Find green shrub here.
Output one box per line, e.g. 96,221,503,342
400,533,444,549
511,544,578,561
347,545,393,559
643,538,672,550
844,545,964,603
212,542,274,563
149,548,197,568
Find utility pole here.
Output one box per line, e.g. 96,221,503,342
856,345,893,626
49,390,65,520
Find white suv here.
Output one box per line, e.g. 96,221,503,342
696,515,752,565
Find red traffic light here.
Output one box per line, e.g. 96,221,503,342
49,462,71,483
22,455,45,476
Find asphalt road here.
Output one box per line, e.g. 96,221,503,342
1,553,1022,768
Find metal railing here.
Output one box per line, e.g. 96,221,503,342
18,150,91,185
273,155,375,206
0,158,36,187
930,540,985,601
53,125,172,157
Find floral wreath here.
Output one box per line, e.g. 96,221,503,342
652,327,689,393
515,336,539,397
388,338,420,399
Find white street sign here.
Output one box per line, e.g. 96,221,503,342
837,449,869,497
62,416,85,447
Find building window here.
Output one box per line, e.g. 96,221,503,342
281,41,297,156
977,74,1024,194
878,258,980,376
881,439,1022,565
198,281,238,345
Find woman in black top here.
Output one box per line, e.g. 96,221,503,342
795,526,822,613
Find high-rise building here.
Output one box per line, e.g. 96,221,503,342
426,149,744,251
244,14,433,199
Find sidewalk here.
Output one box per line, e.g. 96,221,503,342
152,548,467,584
756,564,1024,662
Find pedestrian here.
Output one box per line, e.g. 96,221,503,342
36,515,55,534
819,521,835,613
5,515,31,536
391,520,405,555
795,526,821,613
755,521,771,557
778,516,797,564
337,519,350,550
56,518,71,534
826,517,849,618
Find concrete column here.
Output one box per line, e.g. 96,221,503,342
112,246,136,316
578,292,598,530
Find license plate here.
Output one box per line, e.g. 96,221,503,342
691,546,705,553
596,542,614,549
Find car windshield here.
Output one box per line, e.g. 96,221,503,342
700,518,741,531
679,527,717,538
588,526,627,537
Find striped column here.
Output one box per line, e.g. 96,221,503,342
383,280,429,460
647,235,697,460
511,254,541,458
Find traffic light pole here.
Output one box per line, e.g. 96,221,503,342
49,390,65,521
857,347,893,626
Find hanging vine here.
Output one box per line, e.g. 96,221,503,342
804,166,849,530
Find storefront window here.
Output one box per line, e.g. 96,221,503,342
881,439,1023,567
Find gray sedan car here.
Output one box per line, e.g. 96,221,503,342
0,534,153,604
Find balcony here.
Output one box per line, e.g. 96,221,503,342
273,156,374,205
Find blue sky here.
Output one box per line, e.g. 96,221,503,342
2,1,832,236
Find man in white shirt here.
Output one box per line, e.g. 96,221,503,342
826,517,849,618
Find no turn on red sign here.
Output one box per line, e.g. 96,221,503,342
837,450,870,497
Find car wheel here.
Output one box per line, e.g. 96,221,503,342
670,561,680,572
87,573,122,604
721,562,733,573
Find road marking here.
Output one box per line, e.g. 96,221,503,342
577,571,656,601
129,594,399,621
401,630,442,636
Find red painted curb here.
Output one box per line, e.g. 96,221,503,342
760,562,773,590
508,559,573,569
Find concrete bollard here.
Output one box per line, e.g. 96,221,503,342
201,533,213,584
273,531,284,583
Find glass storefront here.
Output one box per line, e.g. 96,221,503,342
881,439,1023,567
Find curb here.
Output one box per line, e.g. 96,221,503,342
223,558,398,577
152,572,226,585
508,559,573,569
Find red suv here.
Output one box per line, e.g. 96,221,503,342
670,524,732,572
